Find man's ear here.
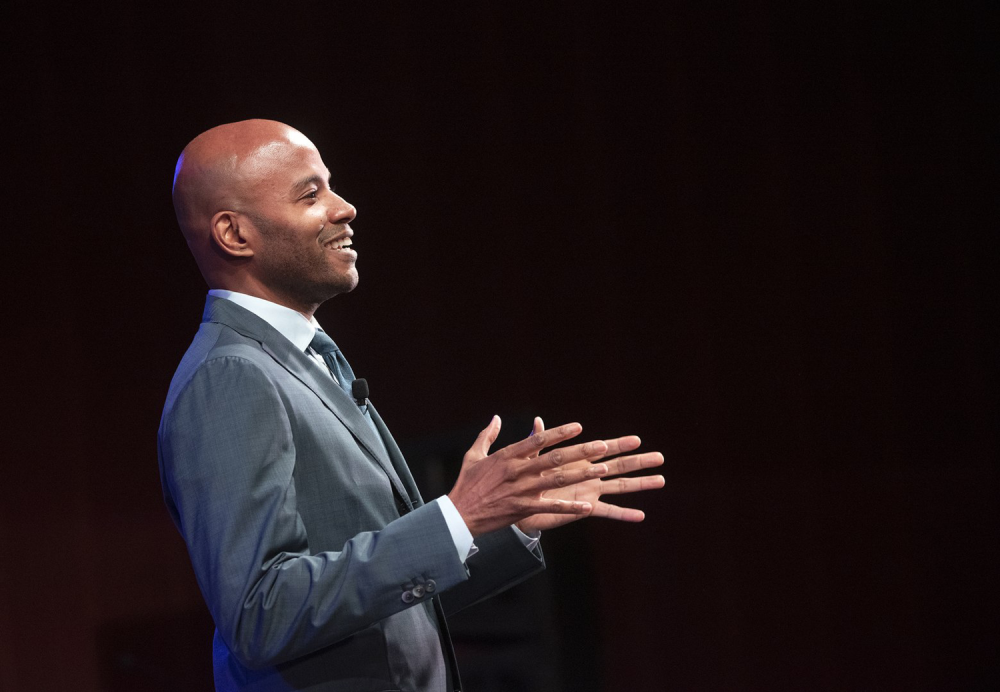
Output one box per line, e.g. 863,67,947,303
210,211,255,258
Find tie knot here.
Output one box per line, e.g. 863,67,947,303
309,329,340,356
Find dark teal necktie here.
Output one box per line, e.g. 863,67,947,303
308,329,410,514
308,329,356,398
309,329,383,436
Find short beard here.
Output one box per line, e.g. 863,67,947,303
248,211,359,310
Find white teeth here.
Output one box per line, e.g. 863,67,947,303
326,238,353,250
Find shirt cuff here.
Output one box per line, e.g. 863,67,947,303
512,524,542,553
434,496,476,564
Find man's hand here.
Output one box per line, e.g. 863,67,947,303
448,416,616,537
516,417,665,534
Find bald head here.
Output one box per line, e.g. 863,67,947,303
170,119,358,314
172,119,313,247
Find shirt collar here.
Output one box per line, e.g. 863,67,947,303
208,290,320,352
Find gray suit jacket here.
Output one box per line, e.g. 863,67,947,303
158,296,544,692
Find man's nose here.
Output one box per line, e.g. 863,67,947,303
329,195,357,224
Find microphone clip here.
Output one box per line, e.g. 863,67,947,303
351,378,370,410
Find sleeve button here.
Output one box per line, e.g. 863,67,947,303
401,590,415,604
425,580,437,593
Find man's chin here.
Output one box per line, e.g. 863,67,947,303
341,270,359,293
322,271,359,299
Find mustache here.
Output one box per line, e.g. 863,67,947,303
318,226,352,245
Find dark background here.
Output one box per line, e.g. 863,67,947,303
2,2,996,691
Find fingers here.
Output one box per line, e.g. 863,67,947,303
527,417,545,459
524,437,610,475
531,445,663,488
522,435,662,481
523,498,592,516
533,463,664,494
557,434,643,465
602,451,664,477
532,460,611,491
598,435,642,459
590,501,646,522
501,422,583,460
597,474,665,495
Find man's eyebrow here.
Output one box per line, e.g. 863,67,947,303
290,174,332,193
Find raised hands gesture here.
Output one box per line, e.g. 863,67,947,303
448,415,664,537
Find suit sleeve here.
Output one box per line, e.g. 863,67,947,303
437,526,546,617
158,355,470,669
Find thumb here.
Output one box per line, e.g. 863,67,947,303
473,415,502,456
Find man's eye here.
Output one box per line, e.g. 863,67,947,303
304,190,318,200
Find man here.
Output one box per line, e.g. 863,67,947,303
158,119,664,692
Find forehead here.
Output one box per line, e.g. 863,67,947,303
244,137,329,194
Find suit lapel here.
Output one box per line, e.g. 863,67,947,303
369,403,422,509
202,296,412,504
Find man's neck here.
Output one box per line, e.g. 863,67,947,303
208,289,324,353
210,283,318,320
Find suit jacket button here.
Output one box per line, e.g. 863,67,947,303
401,590,415,604
425,580,437,593
412,585,426,598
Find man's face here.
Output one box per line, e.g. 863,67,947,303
241,136,358,310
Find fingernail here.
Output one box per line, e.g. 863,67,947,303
589,464,608,477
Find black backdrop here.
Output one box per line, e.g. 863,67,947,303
2,3,996,691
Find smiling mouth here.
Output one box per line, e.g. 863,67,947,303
324,237,354,251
